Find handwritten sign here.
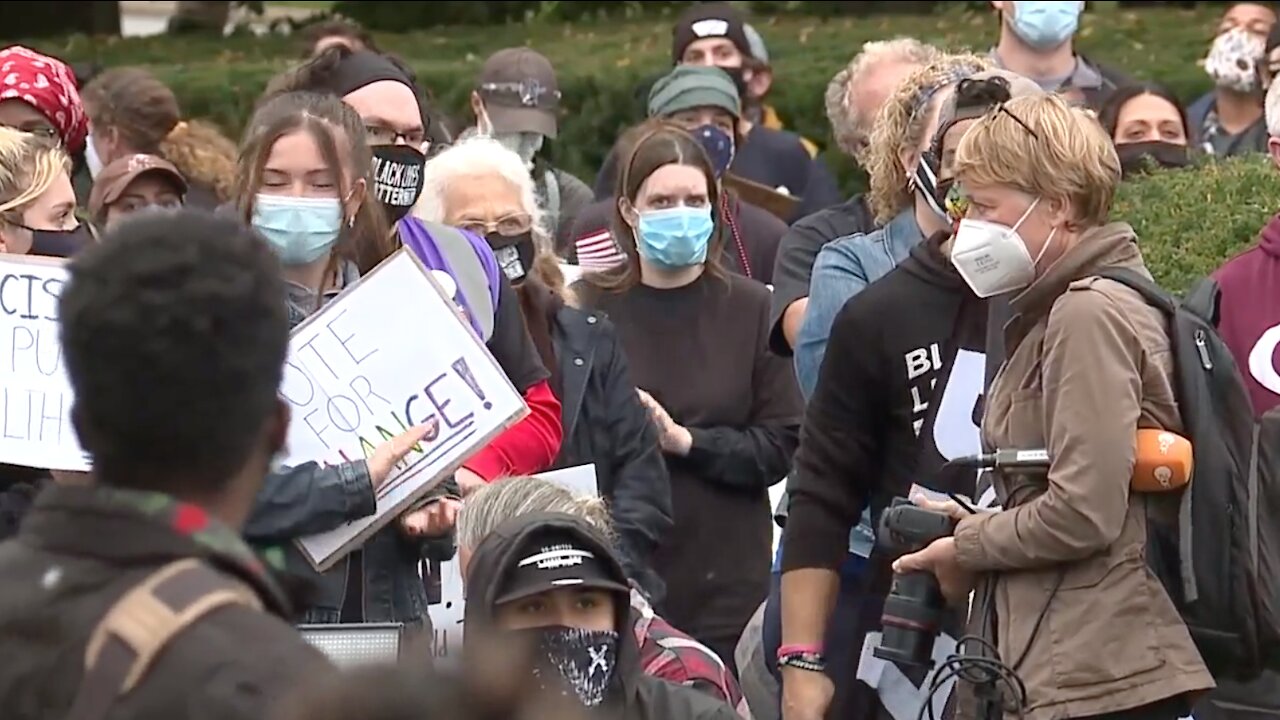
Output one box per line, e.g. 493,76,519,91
429,464,598,662
287,249,528,572
0,255,88,472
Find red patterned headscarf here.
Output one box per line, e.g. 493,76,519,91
0,46,87,154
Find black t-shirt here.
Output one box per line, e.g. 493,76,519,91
489,273,550,394
767,194,877,355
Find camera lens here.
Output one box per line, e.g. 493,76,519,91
873,571,946,667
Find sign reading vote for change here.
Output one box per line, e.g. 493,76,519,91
0,255,89,472
286,249,528,572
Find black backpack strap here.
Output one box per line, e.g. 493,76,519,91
1181,276,1224,327
1092,268,1179,316
65,559,262,720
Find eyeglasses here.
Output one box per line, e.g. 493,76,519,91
456,213,532,238
990,103,1040,141
364,124,427,147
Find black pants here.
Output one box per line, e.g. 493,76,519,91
1075,695,1191,720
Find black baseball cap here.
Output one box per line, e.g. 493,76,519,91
495,528,630,605
672,2,753,64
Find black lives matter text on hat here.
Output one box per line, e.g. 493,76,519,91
476,48,561,139
371,144,426,223
495,530,631,606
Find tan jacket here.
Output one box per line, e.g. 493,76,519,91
953,223,1214,719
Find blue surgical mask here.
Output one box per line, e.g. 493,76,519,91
635,206,714,269
1009,1,1082,50
252,194,344,266
692,124,734,177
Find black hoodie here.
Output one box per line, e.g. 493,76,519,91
782,231,988,720
464,513,737,720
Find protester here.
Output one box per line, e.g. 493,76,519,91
462,511,740,719
578,124,803,669
1189,2,1275,157
415,136,674,598
456,476,745,715
1211,75,1280,418
0,126,88,257
268,47,565,496
893,93,1214,720
569,67,785,283
232,91,443,630
794,53,993,397
768,38,939,355
1097,82,1193,177
988,2,1127,109
0,46,90,206
593,3,841,222
0,209,333,718
739,23,818,157
81,67,239,208
300,17,380,57
88,153,186,229
470,47,593,246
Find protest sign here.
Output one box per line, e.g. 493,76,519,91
428,464,598,662
286,249,528,572
0,255,88,472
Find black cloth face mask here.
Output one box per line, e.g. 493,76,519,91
28,224,94,258
487,230,535,283
371,144,427,223
518,626,619,708
1116,141,1191,179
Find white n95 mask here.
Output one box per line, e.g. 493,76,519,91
949,199,1053,299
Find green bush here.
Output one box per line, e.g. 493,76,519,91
36,4,1228,192
1113,157,1277,293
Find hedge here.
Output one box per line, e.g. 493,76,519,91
1113,156,1277,294
36,4,1230,193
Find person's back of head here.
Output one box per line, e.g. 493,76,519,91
299,17,380,58
59,209,290,511
826,37,941,163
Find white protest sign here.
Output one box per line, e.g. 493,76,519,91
428,464,599,662
0,255,88,472
287,249,528,572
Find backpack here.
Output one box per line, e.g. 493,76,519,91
64,559,261,720
1096,269,1279,681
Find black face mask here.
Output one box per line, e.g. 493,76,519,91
487,231,536,283
517,626,620,708
371,144,427,223
1116,141,1191,179
718,64,751,103
29,224,94,258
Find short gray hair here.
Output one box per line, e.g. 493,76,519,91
1267,76,1280,136
457,476,614,553
826,37,941,158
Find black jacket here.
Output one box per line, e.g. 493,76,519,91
463,512,738,720
541,292,674,602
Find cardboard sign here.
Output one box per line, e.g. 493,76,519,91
0,255,89,472
288,249,528,571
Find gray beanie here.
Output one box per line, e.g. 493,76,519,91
647,65,741,119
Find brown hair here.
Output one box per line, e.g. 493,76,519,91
81,67,239,203
584,120,727,295
298,17,379,57
235,91,393,274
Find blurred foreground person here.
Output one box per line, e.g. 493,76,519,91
0,210,332,719
463,511,739,720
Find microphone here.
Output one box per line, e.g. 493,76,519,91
948,429,1192,493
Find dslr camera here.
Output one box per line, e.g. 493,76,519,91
872,497,958,667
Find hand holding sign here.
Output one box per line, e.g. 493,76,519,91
368,421,439,490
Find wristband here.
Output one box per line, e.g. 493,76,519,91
777,651,826,673
777,643,823,658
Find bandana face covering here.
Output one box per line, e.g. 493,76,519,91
522,626,619,708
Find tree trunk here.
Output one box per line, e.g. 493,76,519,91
166,0,232,35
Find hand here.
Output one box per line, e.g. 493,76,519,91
893,537,977,604
455,467,487,496
50,470,92,486
781,665,834,720
909,492,970,521
400,497,462,538
636,389,693,456
367,420,438,490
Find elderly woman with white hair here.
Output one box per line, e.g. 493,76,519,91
414,136,674,601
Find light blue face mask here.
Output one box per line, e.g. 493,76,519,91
251,194,344,266
1010,1,1082,50
634,206,714,269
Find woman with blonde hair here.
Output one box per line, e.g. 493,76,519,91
415,135,674,601
82,67,239,209
793,52,990,396
0,126,91,257
894,93,1214,720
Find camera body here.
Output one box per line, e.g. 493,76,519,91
873,497,958,667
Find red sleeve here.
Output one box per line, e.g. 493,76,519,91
462,379,563,481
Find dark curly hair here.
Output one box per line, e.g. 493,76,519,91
59,210,290,493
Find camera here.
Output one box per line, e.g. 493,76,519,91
872,497,958,668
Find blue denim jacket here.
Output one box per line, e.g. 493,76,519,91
245,262,453,627
790,209,924,557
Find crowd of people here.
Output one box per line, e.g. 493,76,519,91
0,1,1277,719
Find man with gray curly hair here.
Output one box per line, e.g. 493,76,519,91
769,38,940,356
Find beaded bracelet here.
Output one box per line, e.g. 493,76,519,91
777,650,826,673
